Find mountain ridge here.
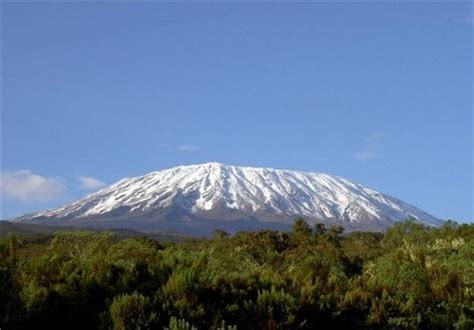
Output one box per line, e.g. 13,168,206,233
11,162,442,234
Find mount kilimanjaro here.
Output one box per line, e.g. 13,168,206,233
12,162,441,234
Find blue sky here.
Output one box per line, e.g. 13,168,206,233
1,3,472,222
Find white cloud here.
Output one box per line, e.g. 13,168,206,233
1,170,66,202
353,132,384,162
78,176,106,190
353,151,378,161
174,145,200,152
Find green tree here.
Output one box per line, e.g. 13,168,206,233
291,218,312,237
109,292,155,330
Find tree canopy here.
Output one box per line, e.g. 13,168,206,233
1,220,473,329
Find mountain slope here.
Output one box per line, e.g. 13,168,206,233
12,162,441,233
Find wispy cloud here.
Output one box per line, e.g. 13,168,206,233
174,145,200,152
78,176,106,190
353,151,378,161
353,132,384,162
1,170,66,202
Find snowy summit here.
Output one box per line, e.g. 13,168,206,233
13,162,441,234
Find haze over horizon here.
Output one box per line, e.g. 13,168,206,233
1,3,472,222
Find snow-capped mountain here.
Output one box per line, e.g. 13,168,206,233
13,162,441,234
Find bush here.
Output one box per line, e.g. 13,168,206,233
109,292,155,330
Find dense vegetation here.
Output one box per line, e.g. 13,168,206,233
1,220,473,329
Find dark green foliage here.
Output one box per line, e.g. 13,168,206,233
109,292,156,330
292,218,312,236
0,220,472,329
212,229,230,240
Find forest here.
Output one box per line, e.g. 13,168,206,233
1,219,473,329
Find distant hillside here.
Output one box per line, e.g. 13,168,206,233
0,221,194,243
